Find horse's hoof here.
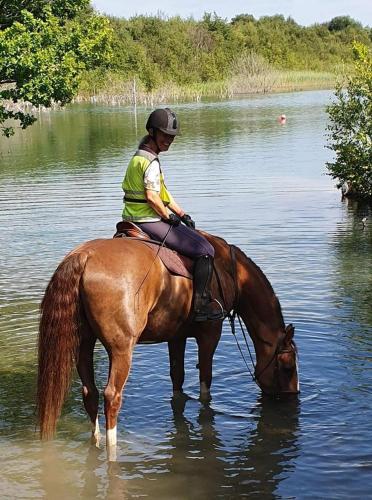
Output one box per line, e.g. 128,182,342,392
91,433,101,448
199,382,212,402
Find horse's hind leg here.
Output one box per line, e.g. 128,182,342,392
168,337,187,395
77,333,100,446
104,337,135,461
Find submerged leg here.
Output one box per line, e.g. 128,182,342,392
77,335,100,446
104,340,134,461
196,325,222,399
168,337,187,394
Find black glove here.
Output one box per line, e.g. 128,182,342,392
164,213,181,226
181,214,196,229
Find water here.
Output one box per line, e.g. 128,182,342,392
0,90,371,499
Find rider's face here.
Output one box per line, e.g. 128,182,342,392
155,130,175,152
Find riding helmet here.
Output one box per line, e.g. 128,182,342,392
146,108,180,136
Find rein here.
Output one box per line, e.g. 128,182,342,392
212,245,258,385
223,245,286,390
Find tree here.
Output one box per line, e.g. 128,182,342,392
328,16,362,32
231,14,256,25
326,42,372,199
0,0,92,29
0,2,111,136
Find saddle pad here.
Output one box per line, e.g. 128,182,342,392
142,241,193,279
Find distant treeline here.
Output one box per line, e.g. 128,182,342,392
84,13,372,92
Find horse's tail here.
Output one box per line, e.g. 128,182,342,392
37,250,89,440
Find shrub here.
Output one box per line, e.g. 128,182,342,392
326,42,372,199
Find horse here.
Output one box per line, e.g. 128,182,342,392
36,231,299,459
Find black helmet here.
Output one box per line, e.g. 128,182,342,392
146,108,179,136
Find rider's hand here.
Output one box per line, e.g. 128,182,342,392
181,214,195,229
164,213,181,226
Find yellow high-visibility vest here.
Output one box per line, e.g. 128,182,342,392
122,149,172,222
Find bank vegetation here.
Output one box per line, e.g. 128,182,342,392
77,13,372,103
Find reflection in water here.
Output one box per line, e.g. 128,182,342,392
69,395,299,499
230,397,300,498
332,198,372,327
0,360,36,438
34,395,299,498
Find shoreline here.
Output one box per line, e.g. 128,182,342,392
74,70,337,106
1,71,337,117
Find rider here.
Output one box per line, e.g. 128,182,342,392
122,107,224,322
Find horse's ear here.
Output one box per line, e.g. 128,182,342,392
284,324,295,343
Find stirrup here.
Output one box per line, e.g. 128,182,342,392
194,299,225,322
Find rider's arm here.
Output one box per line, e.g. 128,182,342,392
144,160,185,219
143,160,169,218
167,198,185,218
145,189,171,219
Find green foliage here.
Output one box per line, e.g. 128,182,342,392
328,16,362,32
0,4,112,136
326,43,372,199
97,13,371,93
231,14,256,25
0,0,91,29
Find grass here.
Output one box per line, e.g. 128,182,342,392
3,69,338,118
275,70,337,91
75,68,337,106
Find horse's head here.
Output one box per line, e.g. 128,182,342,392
255,324,299,396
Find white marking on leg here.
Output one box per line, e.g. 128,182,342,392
91,418,101,447
106,426,117,447
92,417,100,436
296,358,300,392
107,444,117,462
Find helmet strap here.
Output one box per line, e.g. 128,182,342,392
148,128,161,154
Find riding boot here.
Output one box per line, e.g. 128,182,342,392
192,255,224,322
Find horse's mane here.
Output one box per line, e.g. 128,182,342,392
198,231,285,326
230,244,285,326
231,245,275,293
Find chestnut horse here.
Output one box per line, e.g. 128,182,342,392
37,231,299,457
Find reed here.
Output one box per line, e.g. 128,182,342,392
275,70,337,91
74,67,337,106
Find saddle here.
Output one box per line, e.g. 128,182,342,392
113,221,193,279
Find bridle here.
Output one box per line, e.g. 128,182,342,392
217,245,298,394
254,335,297,393
228,311,297,393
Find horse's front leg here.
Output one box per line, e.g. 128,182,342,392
168,337,187,395
196,324,222,399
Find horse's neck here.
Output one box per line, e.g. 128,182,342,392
202,234,284,341
235,250,284,344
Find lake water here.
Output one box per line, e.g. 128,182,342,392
0,90,371,499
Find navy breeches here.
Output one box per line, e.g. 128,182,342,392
136,221,214,258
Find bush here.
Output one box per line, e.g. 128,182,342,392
326,42,372,199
